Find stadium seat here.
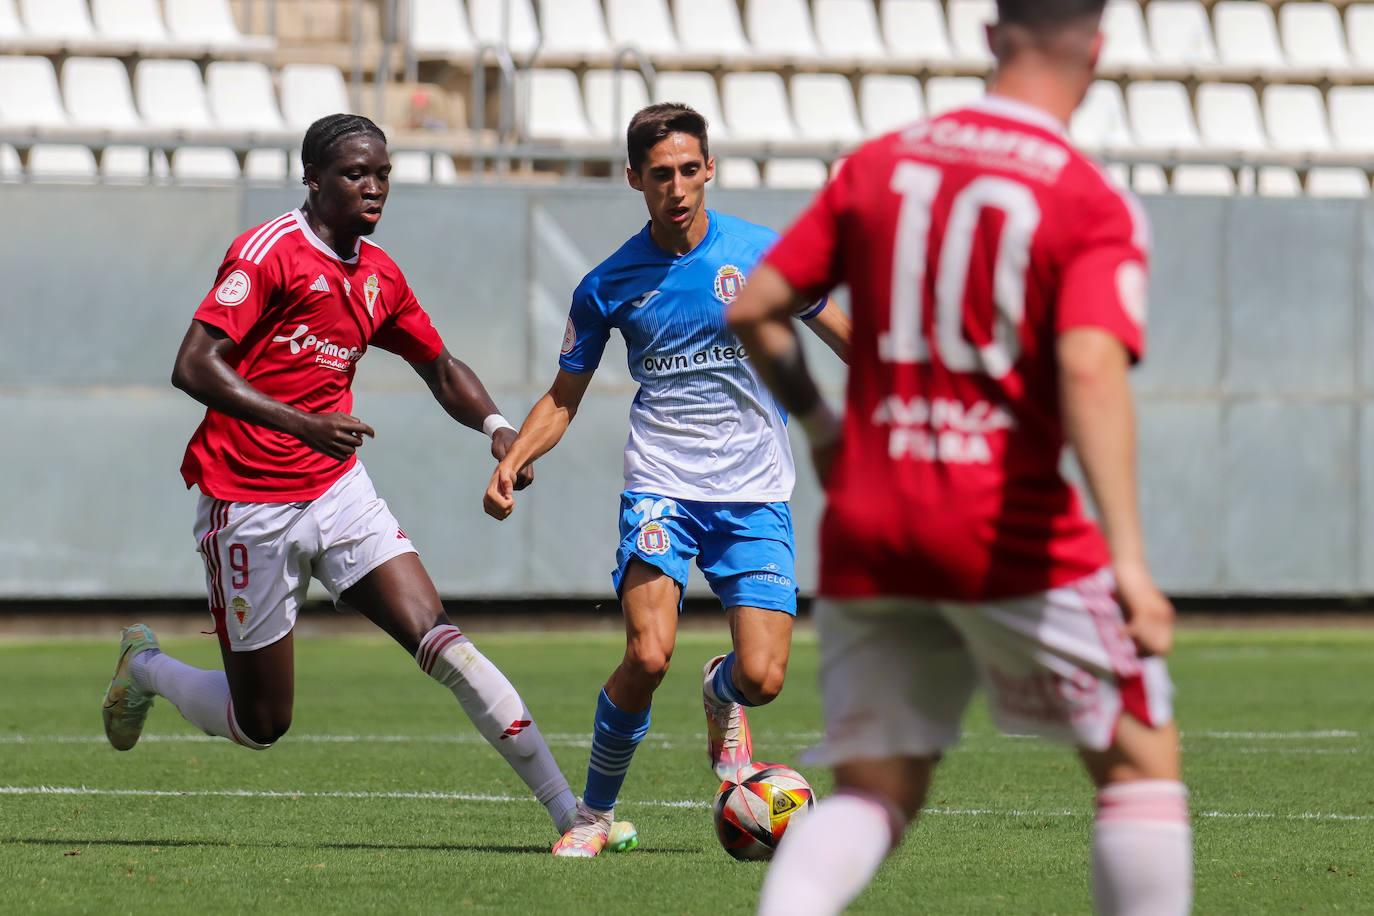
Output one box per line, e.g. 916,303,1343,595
879,0,955,66
1099,0,1156,70
1257,166,1302,196
389,149,432,183
170,146,240,182
1126,81,1202,149
18,0,127,53
606,0,681,57
242,147,290,182
90,0,201,55
432,152,460,184
1131,164,1169,194
407,0,477,61
0,0,28,46
469,0,540,58
1278,2,1352,73
280,64,350,133
1146,0,1219,66
163,0,273,56
1195,83,1269,152
946,0,996,65
134,59,215,131
1213,2,1287,72
1306,169,1370,198
1347,5,1374,69
763,158,828,188
584,69,650,140
716,157,761,188
653,71,730,139
206,61,287,134
1070,81,1134,151
924,76,985,117
101,145,154,181
673,0,752,60
61,58,147,134
814,0,887,61
0,56,71,131
0,143,22,181
744,0,822,61
722,72,799,142
859,74,925,135
1262,84,1331,152
1172,165,1237,195
517,69,594,141
1328,87,1374,152
28,144,98,182
791,74,865,144
536,0,613,60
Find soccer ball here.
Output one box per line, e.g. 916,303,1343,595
712,762,815,861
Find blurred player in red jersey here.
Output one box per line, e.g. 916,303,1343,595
99,114,617,845
729,2,1190,913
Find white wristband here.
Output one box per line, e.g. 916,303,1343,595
481,413,517,439
797,401,842,447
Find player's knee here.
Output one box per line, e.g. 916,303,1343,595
734,655,787,705
624,643,673,686
235,708,292,747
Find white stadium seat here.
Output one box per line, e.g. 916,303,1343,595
389,149,432,183
206,61,287,133
716,157,762,187
744,0,822,60
1348,5,1374,69
280,64,350,132
1213,1,1287,71
1131,164,1169,194
1257,166,1302,197
946,0,996,65
1070,81,1133,151
0,143,22,181
1262,84,1331,152
469,0,541,58
1126,81,1202,149
243,148,289,182
880,0,955,65
518,69,593,141
673,0,752,60
584,70,651,139
1328,87,1374,152
1147,0,1219,66
433,153,461,184
171,146,240,182
91,0,200,54
1195,83,1269,151
924,76,985,117
134,59,215,131
1279,3,1351,72
27,143,98,181
0,0,26,44
763,158,828,189
536,0,612,59
163,0,272,55
19,0,103,47
722,72,799,142
101,145,154,181
814,0,887,61
606,0,681,57
1100,0,1156,70
791,74,864,144
408,0,477,60
61,57,144,132
1306,169,1370,197
0,56,71,131
1172,166,1237,195
653,71,730,139
859,74,925,135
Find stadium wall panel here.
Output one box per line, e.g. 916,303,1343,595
3,186,1367,598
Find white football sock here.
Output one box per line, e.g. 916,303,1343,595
131,650,270,749
1092,780,1193,916
757,790,905,916
417,625,577,833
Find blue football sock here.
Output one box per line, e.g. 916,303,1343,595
710,652,758,708
583,688,651,812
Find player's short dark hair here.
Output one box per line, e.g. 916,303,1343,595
300,113,387,174
996,0,1106,30
626,103,709,173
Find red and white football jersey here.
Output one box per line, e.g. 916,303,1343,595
765,96,1151,601
181,209,443,502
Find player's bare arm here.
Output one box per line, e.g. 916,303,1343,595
1058,326,1174,657
172,319,374,461
411,348,533,491
801,299,852,362
483,368,594,520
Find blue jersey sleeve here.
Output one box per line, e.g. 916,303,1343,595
558,275,612,374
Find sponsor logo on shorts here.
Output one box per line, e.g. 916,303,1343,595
747,571,793,588
272,323,363,372
561,318,577,355
229,595,251,639
215,269,252,306
713,264,746,304
636,520,671,556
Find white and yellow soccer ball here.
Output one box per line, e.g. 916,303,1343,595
712,762,815,861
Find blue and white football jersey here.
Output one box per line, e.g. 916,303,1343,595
560,210,825,503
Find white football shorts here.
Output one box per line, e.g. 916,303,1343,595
194,461,418,652
806,568,1174,764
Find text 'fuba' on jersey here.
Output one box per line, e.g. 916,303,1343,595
560,211,825,503
766,96,1151,601
181,209,443,502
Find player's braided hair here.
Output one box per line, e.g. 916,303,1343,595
626,103,710,173
996,0,1106,30
300,113,387,182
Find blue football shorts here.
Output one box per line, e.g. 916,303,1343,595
611,490,798,615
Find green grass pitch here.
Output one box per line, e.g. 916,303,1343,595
1,623,1370,914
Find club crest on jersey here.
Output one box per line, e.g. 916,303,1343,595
363,274,381,316
636,520,672,556
561,317,577,355
713,264,746,304
215,269,251,306
229,595,251,639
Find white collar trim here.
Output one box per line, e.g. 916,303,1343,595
972,95,1068,137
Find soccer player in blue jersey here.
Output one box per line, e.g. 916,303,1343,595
484,103,851,857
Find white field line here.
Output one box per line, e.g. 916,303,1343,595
2,785,1371,822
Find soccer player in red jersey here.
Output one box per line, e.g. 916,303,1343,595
729,3,1190,913
100,114,611,844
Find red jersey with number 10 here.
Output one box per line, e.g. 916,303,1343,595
180,209,443,502
765,97,1151,601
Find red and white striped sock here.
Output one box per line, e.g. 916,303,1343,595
417,625,577,833
1092,779,1193,916
132,651,269,749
